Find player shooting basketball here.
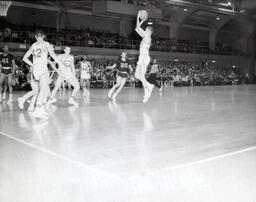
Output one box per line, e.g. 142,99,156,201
135,10,154,103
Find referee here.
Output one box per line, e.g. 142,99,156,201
147,58,162,91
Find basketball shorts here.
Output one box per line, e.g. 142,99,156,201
1,67,12,75
33,64,49,81
117,71,129,79
81,72,91,80
137,54,150,67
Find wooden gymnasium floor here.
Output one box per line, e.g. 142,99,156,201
0,85,256,202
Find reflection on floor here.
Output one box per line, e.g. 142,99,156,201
0,85,256,202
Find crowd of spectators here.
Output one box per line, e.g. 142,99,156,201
0,22,242,56
156,61,246,86
10,55,248,91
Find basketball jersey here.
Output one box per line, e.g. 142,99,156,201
117,59,130,73
0,53,14,68
58,54,73,70
80,61,91,73
140,37,151,56
150,63,159,74
31,41,50,65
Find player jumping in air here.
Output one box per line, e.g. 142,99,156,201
47,47,80,106
23,30,64,118
135,11,154,103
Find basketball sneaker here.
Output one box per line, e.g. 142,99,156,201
18,97,25,109
68,97,78,106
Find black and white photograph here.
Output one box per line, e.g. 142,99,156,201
0,0,255,201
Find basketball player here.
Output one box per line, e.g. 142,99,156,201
80,55,92,96
47,47,80,106
0,45,16,103
107,52,133,101
135,11,154,103
23,30,64,118
147,58,162,91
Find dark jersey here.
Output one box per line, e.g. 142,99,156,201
0,53,14,68
116,59,131,78
116,59,130,73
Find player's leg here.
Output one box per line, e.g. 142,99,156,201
48,76,63,104
3,77,8,100
28,81,39,112
140,58,154,103
18,79,39,110
81,78,89,96
112,76,126,101
0,74,5,101
108,76,121,98
33,73,49,118
67,77,79,106
61,80,65,90
85,79,90,96
80,78,86,95
136,63,150,96
7,74,13,102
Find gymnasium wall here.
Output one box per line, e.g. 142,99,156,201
6,6,120,33
177,27,210,43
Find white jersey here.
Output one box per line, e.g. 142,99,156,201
80,61,91,74
80,60,91,79
58,54,74,71
31,41,51,65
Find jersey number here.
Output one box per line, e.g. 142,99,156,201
33,49,42,58
1,58,9,64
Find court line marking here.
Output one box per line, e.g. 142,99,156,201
0,131,123,182
128,145,256,180
2,130,256,182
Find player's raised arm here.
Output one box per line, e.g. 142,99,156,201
23,47,34,67
135,13,146,38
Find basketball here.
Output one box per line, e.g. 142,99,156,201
138,10,148,21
